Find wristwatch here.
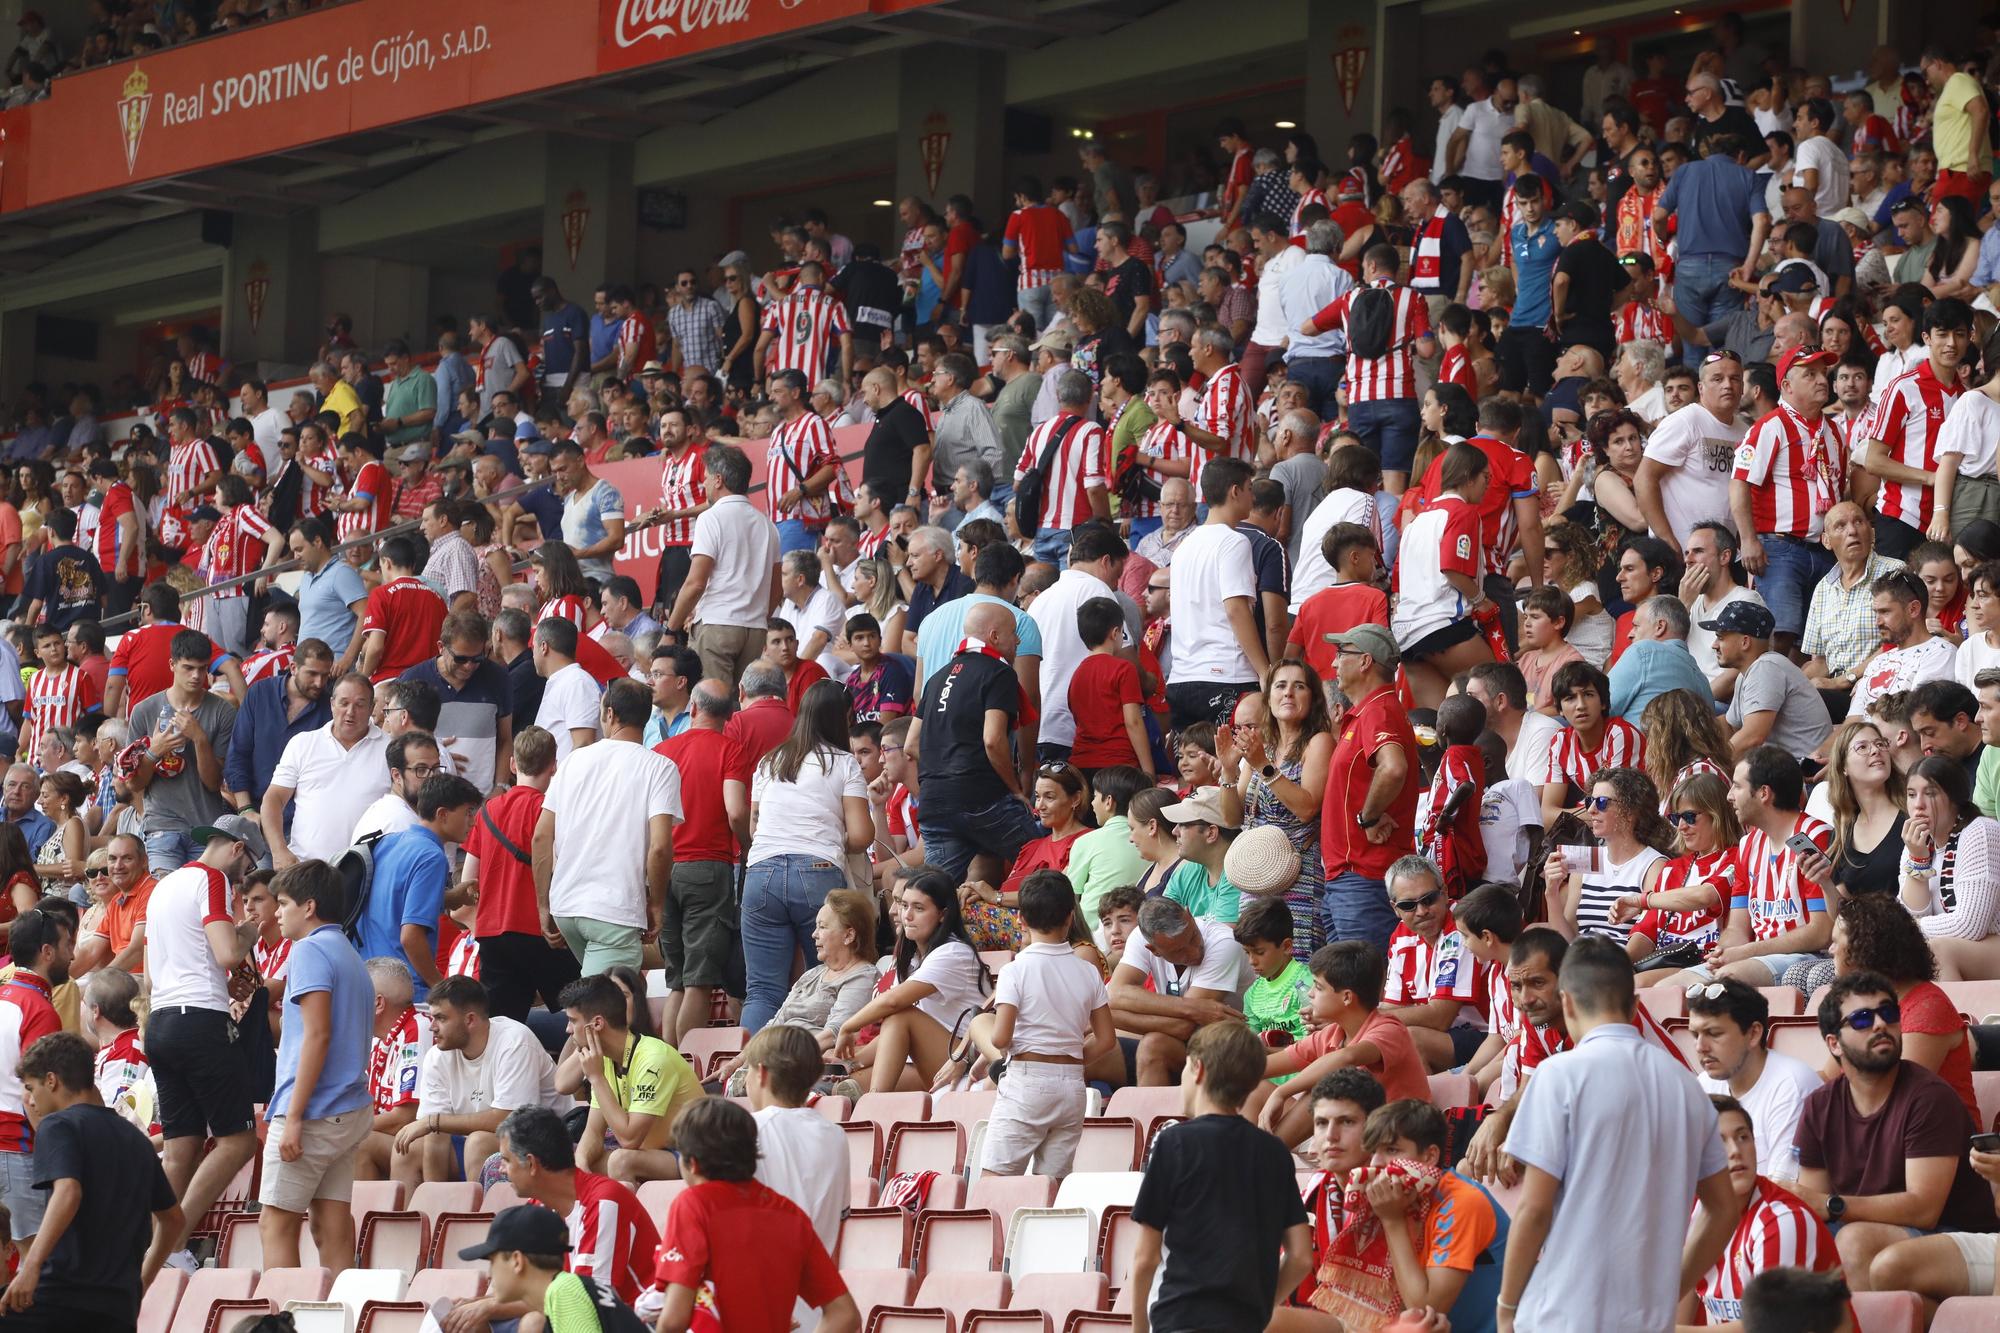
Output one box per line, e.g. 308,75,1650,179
1826,1194,1846,1221
1356,813,1380,830
1260,764,1278,780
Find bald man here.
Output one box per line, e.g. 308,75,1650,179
859,366,932,507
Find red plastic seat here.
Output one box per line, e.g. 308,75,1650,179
358,1210,430,1277
1095,1205,1140,1295
887,1121,966,1176
843,1120,885,1180
913,1208,1001,1276
679,1025,748,1078
838,1206,916,1269
166,1270,257,1333
429,1211,497,1267
138,1269,186,1333
1071,1119,1140,1173
1063,1317,1128,1333
357,1308,431,1333
966,1174,1055,1234
199,1299,273,1331
254,1266,331,1305
1852,1290,1924,1333
1140,1116,1184,1166
843,1268,919,1321
867,1311,955,1333
214,1211,263,1269
963,1314,1045,1332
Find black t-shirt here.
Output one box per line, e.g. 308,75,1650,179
1130,1113,1309,1333
1554,237,1629,333
507,649,545,735
915,648,1019,809
23,542,105,631
1104,257,1156,323
833,259,903,331
31,1102,177,1317
863,397,930,500
1693,106,1763,159
1232,521,1289,640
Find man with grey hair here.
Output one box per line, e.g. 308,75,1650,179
1107,894,1255,1085
899,524,973,654
356,954,428,1185
927,351,1007,504
777,547,845,669
1013,370,1110,567
987,333,1039,470
1516,72,1593,176
1608,594,1716,723
948,461,1004,531
1266,408,1326,568
1617,337,1670,423
1277,219,1356,423
309,360,365,439
1156,307,1197,349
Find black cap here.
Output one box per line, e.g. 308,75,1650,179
1699,599,1776,639
1766,264,1818,296
1556,201,1600,231
457,1204,572,1262
189,505,221,523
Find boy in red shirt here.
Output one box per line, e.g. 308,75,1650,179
654,1098,860,1333
1066,597,1152,777
1417,692,1488,901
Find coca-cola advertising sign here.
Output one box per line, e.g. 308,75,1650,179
598,0,875,72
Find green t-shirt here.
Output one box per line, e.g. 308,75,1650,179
544,1271,606,1333
591,1032,704,1141
381,366,438,446
1243,958,1312,1041
1978,747,2000,824
1164,858,1241,923
1068,816,1148,919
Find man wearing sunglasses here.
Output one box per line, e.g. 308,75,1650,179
1790,970,1996,1289
399,613,514,796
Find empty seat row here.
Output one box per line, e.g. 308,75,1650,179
139,1266,483,1333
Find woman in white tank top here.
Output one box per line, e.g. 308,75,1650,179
1544,766,1677,944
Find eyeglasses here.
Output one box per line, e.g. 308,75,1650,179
1668,809,1702,827
1392,887,1444,914
1840,1000,1901,1031
880,744,903,754
383,706,408,717
1686,981,1727,1000
404,765,441,780
1146,584,1171,594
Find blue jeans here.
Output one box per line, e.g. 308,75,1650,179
1285,356,1346,426
145,829,198,877
1347,397,1423,475
1755,536,1836,638
1032,527,1071,567
1323,871,1397,952
1673,254,1745,364
740,854,848,1032
775,518,822,554
918,793,1043,881
1019,284,1056,334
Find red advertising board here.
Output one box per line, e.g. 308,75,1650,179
600,426,870,603
597,0,875,74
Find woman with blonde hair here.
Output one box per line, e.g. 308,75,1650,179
715,888,880,1094
1800,717,1906,901
846,556,907,661
1542,519,1614,667
1611,771,1742,983
716,264,760,392
1640,689,1731,806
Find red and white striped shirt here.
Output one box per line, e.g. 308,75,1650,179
1290,187,1330,236
448,934,481,978
337,459,391,544
294,444,336,518
253,935,292,985
1730,816,1832,942
760,288,851,379
241,645,294,687
1539,717,1646,792
26,664,98,761
1614,300,1671,345
541,594,591,632
183,350,222,386
368,1005,431,1114
201,505,275,596
1313,281,1430,403
1191,362,1250,491
614,313,657,375
1868,360,1963,531
1130,421,1198,520
1734,403,1847,539
1384,925,1488,1021
1631,848,1738,952
1439,345,1478,396
562,1170,659,1306
766,411,841,524
1517,1003,1686,1080
1698,1179,1840,1324
655,444,706,546
1613,184,1668,270
1016,414,1109,532
1003,204,1072,290
901,387,936,433
167,437,219,502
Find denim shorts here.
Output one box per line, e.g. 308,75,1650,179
1347,398,1422,474
776,518,823,554
0,1150,43,1239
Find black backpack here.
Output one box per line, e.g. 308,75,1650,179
1345,285,1397,360
332,828,391,944
1012,414,1089,539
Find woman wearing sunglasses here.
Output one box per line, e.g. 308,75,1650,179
69,845,114,974
1611,771,1742,984
1544,766,1679,944
1899,754,2000,981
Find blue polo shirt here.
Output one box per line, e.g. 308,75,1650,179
297,559,367,656
588,311,620,366
1510,220,1561,327
269,923,373,1122
359,824,449,1000
1656,155,1769,260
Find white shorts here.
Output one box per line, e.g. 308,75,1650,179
1946,1231,1999,1295
978,1060,1086,1177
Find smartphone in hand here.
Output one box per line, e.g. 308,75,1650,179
1784,833,1821,860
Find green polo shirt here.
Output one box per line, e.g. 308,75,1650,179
1165,857,1241,924
1067,815,1148,919
382,368,438,447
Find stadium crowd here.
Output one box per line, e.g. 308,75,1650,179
11,12,2000,1333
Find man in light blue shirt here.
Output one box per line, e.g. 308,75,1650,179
913,542,1044,688
290,518,369,672
551,440,626,584
432,331,475,439
1499,176,1562,397
1655,135,1772,362
1276,217,1354,424
1607,595,1718,723
261,856,376,1268
360,774,483,1001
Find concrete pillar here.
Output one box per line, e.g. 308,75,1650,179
0,308,34,407
540,137,636,302
893,48,1006,216
1793,0,1891,84
221,213,320,378
1303,0,1387,164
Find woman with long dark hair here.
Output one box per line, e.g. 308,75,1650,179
739,679,873,1031
1928,195,1981,299
1900,753,2000,978
836,866,988,1092
1220,660,1333,959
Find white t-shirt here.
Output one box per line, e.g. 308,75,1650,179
1029,566,1124,746
1849,637,1960,718
753,1105,849,1251
994,942,1110,1059
1431,104,1466,184
1958,632,2000,690
910,940,988,1035
144,862,235,1012
270,724,391,862
1480,779,1544,884
1118,917,1255,1009
748,748,866,866
690,494,782,630
1290,487,1377,612
351,792,418,844
1688,585,1765,681
1460,98,1511,178
544,738,684,928
1568,584,1615,668
1167,525,1257,685
536,662,604,764
1697,1049,1825,1177
1792,135,1849,218
1507,710,1561,787
780,587,849,678
1641,403,1743,547
1938,387,2000,480
416,1016,564,1117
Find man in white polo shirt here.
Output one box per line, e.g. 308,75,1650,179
144,821,259,1270
665,443,782,687
261,673,390,869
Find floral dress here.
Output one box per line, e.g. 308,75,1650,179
1246,751,1324,962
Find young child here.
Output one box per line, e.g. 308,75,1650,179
653,1098,861,1333
1235,897,1311,1049
1436,304,1480,396
1913,539,1967,642
1129,1021,1314,1333
1066,767,1151,921
1450,883,1525,1105
462,1203,650,1333
1159,786,1242,924
1095,885,1144,968
1417,693,1488,900
1248,943,1431,1145
1172,722,1221,795
1067,599,1152,777
25,623,99,768
977,872,1115,1177
1515,586,1584,716
868,715,922,887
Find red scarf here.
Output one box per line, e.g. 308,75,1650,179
955,637,1008,663
1410,205,1450,288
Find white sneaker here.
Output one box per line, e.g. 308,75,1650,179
165,1249,199,1274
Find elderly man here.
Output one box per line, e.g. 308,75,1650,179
0,764,51,854
1135,477,1199,574
928,352,1008,506
311,360,365,438
1616,338,1670,423
899,525,972,656
1607,596,1717,723
1277,220,1356,426
1109,896,1255,1085
1324,625,1420,951
1801,501,1909,710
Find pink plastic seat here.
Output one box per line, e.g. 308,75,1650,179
838,1206,915,1269
916,1271,1010,1318
480,1180,524,1213
1104,1086,1183,1140
843,1120,885,1180
166,1270,257,1333
887,1120,966,1176
1934,1296,2000,1331
867,1311,955,1333
407,1267,487,1303
678,1025,748,1077
1977,1071,2000,1134
1095,1205,1140,1294
842,1268,919,1321
913,1208,1001,1276
966,1174,1055,1234
254,1266,332,1305
935,1088,998,1133
138,1269,186,1333
636,1178,688,1229
430,1211,497,1267
1427,1072,1474,1109
357,1308,431,1333
1852,1290,1924,1333
1013,1272,1108,1322
854,1091,933,1136
1071,1119,1140,1173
